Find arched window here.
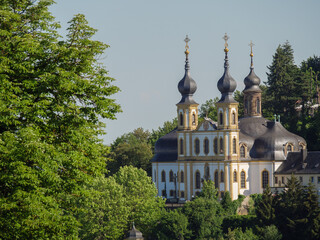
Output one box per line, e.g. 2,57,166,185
232,112,236,124
180,113,183,126
195,171,201,189
219,112,223,125
214,138,218,154
240,145,245,158
262,170,269,188
195,139,200,155
256,98,260,114
180,171,184,183
287,144,292,153
220,171,224,182
180,138,184,155
214,170,219,189
154,170,156,182
233,138,237,154
169,170,174,182
204,138,209,155
248,99,251,114
161,170,166,182
220,137,224,154
205,165,210,180
233,170,237,182
241,171,246,188
192,113,196,125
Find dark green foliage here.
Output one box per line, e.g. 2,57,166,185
182,197,224,239
199,97,219,121
261,225,282,240
256,185,276,226
108,128,153,175
149,118,177,148
150,209,190,240
222,215,259,234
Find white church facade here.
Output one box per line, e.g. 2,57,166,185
151,35,307,200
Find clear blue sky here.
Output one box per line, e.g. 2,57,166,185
50,0,320,145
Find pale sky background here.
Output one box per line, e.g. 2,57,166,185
50,0,320,145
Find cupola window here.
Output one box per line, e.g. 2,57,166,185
256,98,260,114
195,139,200,155
233,138,237,154
233,170,237,183
179,113,183,126
192,113,196,125
219,112,223,125
232,112,236,124
287,144,292,153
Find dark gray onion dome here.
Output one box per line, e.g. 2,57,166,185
244,68,262,92
126,223,144,239
177,58,198,105
217,51,237,103
250,121,307,160
151,129,177,162
243,56,262,92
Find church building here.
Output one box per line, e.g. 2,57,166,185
151,34,307,200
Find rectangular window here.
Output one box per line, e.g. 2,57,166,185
300,176,303,183
311,176,314,183
282,177,284,184
162,190,166,197
318,177,320,184
275,177,278,184
170,190,175,197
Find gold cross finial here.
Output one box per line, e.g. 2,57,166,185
223,33,229,52
184,35,190,56
249,40,255,57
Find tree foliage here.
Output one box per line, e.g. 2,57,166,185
0,0,120,238
199,97,219,121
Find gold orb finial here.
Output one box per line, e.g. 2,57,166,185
184,35,190,57
223,33,229,52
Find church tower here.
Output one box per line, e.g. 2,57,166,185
216,34,239,159
243,41,262,117
176,35,199,131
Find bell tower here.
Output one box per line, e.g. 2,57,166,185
243,41,262,117
176,35,199,131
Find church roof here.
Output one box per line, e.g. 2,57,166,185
275,151,320,175
151,129,177,163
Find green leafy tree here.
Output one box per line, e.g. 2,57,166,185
198,180,218,200
261,225,282,240
224,227,259,240
0,0,120,238
183,197,224,239
108,128,153,175
221,191,236,215
234,90,244,118
199,97,219,121
112,166,165,238
150,209,191,240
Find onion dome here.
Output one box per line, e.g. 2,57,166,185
217,33,237,103
243,41,262,93
126,222,144,240
177,35,198,105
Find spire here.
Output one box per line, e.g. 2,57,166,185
177,35,197,105
243,41,261,93
217,33,237,103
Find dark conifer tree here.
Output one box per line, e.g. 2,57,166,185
255,185,276,226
